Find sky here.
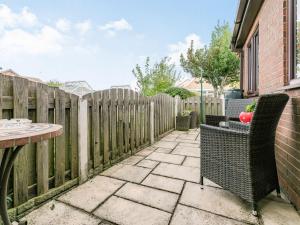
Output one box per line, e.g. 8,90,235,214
0,0,238,90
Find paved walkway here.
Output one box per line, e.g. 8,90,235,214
21,129,300,225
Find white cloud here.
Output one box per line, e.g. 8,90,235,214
168,33,204,65
75,20,91,35
99,18,132,36
0,26,63,55
0,4,37,30
56,18,71,32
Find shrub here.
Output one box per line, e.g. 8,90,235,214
245,101,256,112
164,87,195,99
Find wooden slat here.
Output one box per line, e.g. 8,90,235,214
130,90,135,152
13,77,29,206
36,83,49,195
124,89,129,153
117,89,124,156
70,95,79,179
140,95,144,144
55,89,66,187
135,92,140,148
110,89,117,160
92,92,101,169
102,90,110,165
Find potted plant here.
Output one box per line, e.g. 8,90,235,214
239,101,256,124
176,110,191,131
189,108,198,129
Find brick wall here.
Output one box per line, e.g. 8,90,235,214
241,0,300,209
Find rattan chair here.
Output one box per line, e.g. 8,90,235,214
206,98,254,126
200,93,289,216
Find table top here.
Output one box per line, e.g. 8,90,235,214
0,122,63,149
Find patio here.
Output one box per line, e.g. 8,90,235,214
19,129,300,225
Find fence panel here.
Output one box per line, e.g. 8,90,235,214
152,93,175,139
178,96,223,126
0,74,79,211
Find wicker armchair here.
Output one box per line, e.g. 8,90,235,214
200,93,289,216
206,98,254,126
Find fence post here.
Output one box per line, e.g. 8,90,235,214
78,98,88,184
150,101,155,144
174,96,179,129
221,94,225,116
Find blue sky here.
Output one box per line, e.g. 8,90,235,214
0,0,238,90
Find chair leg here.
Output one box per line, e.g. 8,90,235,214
200,176,203,185
276,186,281,198
251,203,258,217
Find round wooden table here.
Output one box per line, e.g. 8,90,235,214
0,122,63,225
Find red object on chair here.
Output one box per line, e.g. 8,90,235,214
239,112,254,124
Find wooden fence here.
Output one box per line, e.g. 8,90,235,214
0,74,79,214
178,96,224,124
0,74,223,220
79,90,176,177
152,94,176,139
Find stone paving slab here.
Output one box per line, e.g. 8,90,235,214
180,182,258,224
94,196,171,225
21,201,101,225
161,136,178,141
146,152,185,164
175,139,199,144
170,204,247,225
178,142,200,148
152,163,200,183
108,165,151,183
259,199,300,225
136,159,159,169
120,155,144,165
142,174,184,194
183,157,200,168
101,164,124,176
154,140,178,149
59,176,125,212
172,146,200,157
155,147,173,153
177,134,197,140
115,183,179,212
135,147,155,157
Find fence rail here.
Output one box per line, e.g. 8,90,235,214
0,74,223,221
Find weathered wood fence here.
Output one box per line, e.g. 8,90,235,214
0,74,223,220
0,74,79,216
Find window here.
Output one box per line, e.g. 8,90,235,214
247,29,259,93
289,0,300,80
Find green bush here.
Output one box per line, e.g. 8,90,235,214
245,101,256,112
164,87,195,99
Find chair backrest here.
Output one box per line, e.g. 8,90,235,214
225,99,254,118
249,93,289,148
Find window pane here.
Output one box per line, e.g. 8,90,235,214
296,0,300,78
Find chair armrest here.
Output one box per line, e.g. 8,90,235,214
200,124,249,137
200,124,249,161
228,121,250,132
205,115,227,126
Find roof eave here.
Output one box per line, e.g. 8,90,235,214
231,0,264,51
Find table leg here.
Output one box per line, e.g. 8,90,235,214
0,146,24,225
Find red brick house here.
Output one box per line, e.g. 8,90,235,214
231,0,300,209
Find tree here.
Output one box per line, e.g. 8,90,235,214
164,87,195,99
132,57,180,96
180,22,240,97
